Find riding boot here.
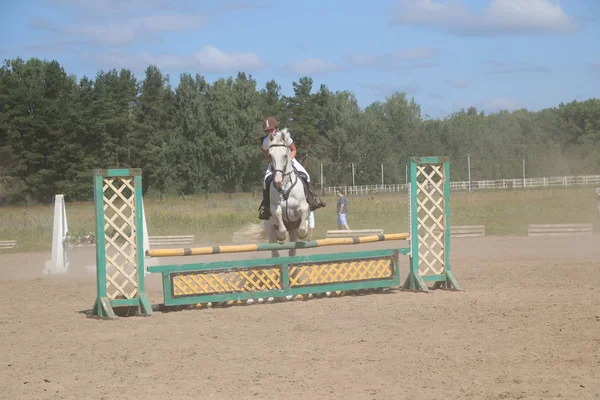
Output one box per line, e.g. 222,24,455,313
258,187,271,220
306,181,326,211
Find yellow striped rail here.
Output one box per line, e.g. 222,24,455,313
146,233,409,258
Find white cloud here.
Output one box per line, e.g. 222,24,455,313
18,41,77,53
391,0,579,35
32,14,208,46
345,47,439,69
35,1,265,47
284,58,342,75
49,0,265,16
192,46,265,73
50,0,176,15
86,46,265,73
482,97,522,112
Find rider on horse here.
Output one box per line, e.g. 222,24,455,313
258,116,326,220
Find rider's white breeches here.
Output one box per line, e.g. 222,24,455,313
263,159,310,189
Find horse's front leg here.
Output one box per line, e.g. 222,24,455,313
266,223,280,258
273,205,287,243
297,201,310,240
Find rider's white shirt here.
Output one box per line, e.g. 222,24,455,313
261,130,293,151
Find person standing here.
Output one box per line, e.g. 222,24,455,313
336,189,349,230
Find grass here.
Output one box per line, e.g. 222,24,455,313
0,187,598,253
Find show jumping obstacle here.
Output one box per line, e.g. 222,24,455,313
91,157,461,319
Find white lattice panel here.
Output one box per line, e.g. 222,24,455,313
416,164,446,276
102,177,139,300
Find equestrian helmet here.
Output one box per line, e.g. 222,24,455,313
263,117,278,131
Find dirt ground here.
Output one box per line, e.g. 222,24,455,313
1,234,599,400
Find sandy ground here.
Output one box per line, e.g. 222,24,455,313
1,234,599,400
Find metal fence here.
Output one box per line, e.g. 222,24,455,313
323,175,600,196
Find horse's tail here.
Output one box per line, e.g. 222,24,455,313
232,221,268,243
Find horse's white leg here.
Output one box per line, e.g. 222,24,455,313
269,186,286,243
296,201,310,240
268,228,280,258
288,229,297,257
262,223,277,304
287,229,298,298
273,205,287,242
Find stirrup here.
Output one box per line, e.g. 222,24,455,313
258,206,271,220
309,196,326,211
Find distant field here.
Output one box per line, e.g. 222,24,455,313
0,187,598,253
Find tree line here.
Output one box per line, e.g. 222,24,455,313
0,57,599,204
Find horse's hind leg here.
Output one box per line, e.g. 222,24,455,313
286,229,299,300
288,229,297,257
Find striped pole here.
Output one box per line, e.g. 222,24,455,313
146,233,409,258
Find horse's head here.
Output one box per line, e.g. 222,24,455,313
268,128,291,189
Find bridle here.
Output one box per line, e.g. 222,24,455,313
269,143,299,196
269,143,300,222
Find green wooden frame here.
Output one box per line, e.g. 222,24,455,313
91,168,152,318
402,156,462,292
148,248,406,307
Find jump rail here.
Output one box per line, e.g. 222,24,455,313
146,233,408,257
433,225,485,238
0,240,17,250
148,235,195,246
326,229,384,238
90,157,462,319
527,223,593,237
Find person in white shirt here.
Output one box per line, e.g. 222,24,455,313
258,116,325,220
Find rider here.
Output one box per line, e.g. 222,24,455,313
258,116,326,220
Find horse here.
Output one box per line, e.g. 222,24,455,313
232,128,310,257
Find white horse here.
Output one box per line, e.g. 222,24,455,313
232,128,310,257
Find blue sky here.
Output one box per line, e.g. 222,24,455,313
1,0,599,118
